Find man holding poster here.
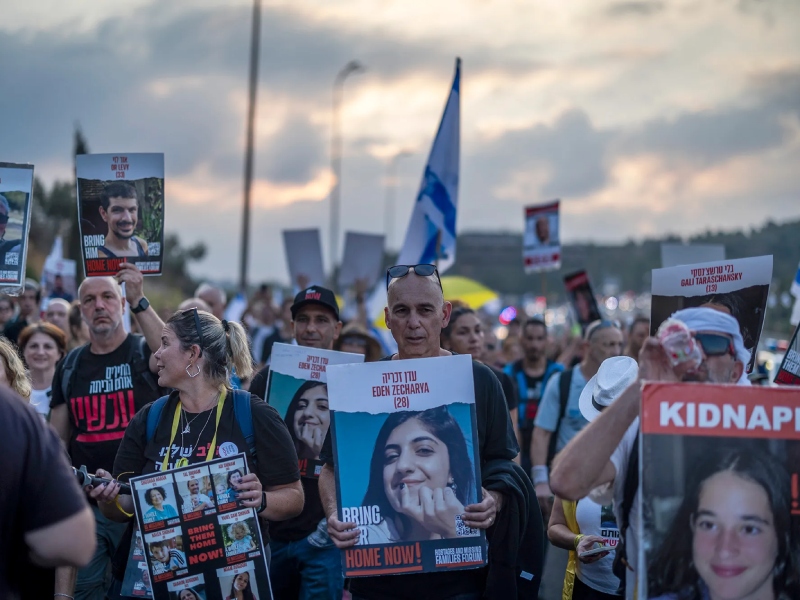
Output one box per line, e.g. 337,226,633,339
320,264,542,599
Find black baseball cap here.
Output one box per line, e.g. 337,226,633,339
291,286,340,321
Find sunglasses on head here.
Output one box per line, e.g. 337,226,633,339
585,319,621,340
183,307,206,350
695,332,734,357
0,214,9,225
385,264,442,291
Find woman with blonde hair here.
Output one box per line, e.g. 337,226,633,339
0,335,31,401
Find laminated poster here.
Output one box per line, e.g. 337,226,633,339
641,383,800,599
328,354,486,577
650,255,772,373
523,200,560,273
775,322,800,386
0,162,34,292
130,455,272,600
76,153,165,277
266,343,364,479
563,270,602,330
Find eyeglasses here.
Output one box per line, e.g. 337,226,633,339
183,308,206,350
695,333,734,357
385,264,442,290
585,319,621,341
0,214,9,225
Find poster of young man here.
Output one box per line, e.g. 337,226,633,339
41,257,77,302
0,162,34,290
564,270,602,330
523,200,560,272
130,455,272,600
640,383,800,600
327,353,486,577
774,322,800,385
76,153,165,276
650,255,773,373
267,342,364,478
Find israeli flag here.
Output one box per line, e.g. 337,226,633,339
396,58,461,273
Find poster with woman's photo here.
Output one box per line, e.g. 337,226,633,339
130,455,272,599
76,153,164,277
640,383,800,600
121,530,153,597
523,200,560,272
650,255,772,373
328,353,486,577
0,162,34,291
267,343,364,478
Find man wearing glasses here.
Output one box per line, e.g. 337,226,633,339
320,264,527,600
49,263,165,600
550,307,749,599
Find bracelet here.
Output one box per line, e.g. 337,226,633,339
115,497,134,518
257,492,267,514
532,465,549,486
54,595,74,599
574,534,585,550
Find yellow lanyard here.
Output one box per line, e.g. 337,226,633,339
161,388,227,471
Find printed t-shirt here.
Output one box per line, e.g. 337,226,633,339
0,391,88,599
29,387,52,420
489,365,518,411
574,497,621,594
533,367,589,452
50,335,161,473
319,355,519,600
248,365,270,404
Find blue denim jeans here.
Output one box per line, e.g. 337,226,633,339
76,504,128,600
269,535,344,600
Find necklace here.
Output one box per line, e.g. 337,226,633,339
181,391,219,434
180,406,216,454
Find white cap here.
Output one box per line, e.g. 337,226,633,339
579,356,639,422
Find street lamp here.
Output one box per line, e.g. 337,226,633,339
329,60,364,289
384,149,413,252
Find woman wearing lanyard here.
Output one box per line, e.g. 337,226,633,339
89,308,304,598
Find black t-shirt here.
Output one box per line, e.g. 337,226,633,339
320,354,519,600
489,365,518,411
248,365,270,404
50,335,162,474
112,389,301,544
0,389,88,599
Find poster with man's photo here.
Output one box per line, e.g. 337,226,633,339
523,200,560,272
328,354,486,577
563,270,602,330
650,255,772,373
76,153,164,277
775,322,800,385
0,162,34,291
640,382,800,600
130,455,272,600
267,343,364,478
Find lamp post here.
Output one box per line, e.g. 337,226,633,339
329,60,364,289
384,150,413,252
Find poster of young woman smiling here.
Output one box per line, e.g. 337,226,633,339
267,342,363,478
327,353,486,577
641,383,800,600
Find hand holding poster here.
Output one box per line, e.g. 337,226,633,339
0,162,34,291
130,455,272,600
267,343,364,478
523,200,560,272
641,383,800,600
650,255,772,373
76,153,165,277
327,354,486,577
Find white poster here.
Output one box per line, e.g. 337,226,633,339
338,231,385,289
523,200,560,272
282,228,325,287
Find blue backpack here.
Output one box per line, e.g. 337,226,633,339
145,389,257,465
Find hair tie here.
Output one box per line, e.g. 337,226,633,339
222,319,230,332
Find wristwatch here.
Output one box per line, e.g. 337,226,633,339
130,297,150,314
258,492,268,513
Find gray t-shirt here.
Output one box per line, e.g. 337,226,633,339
533,367,588,452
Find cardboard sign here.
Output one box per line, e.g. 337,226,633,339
267,343,364,478
564,270,602,330
76,153,165,277
641,383,800,600
283,229,325,287
130,455,272,600
0,162,34,291
328,354,487,577
650,255,773,373
775,322,800,386
523,200,560,272
338,231,385,289
660,243,725,268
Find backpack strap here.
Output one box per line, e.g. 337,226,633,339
546,368,573,467
146,395,171,442
232,389,256,464
60,344,90,401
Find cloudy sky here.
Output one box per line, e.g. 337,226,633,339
2,0,799,284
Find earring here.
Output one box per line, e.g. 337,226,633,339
447,479,457,492
186,363,201,378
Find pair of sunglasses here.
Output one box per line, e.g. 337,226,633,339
183,307,206,350
695,332,734,357
385,264,442,290
585,319,621,340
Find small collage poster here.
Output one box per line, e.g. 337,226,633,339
76,153,165,277
130,455,272,600
775,322,800,385
563,270,602,330
0,162,34,292
523,200,561,273
640,383,800,599
650,255,773,373
327,353,486,577
266,343,364,478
